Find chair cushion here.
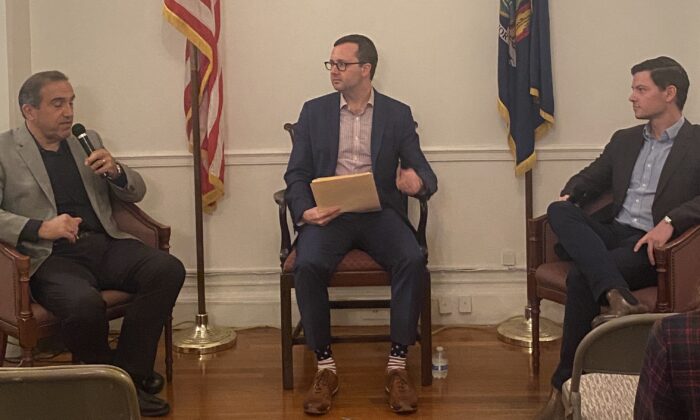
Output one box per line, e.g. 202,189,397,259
562,373,639,420
535,262,570,291
283,248,384,273
536,262,658,310
100,290,134,306
30,303,60,328
102,290,135,320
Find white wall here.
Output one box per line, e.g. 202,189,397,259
0,0,9,132
1,0,31,129
5,0,700,327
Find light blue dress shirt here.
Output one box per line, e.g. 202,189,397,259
615,117,685,231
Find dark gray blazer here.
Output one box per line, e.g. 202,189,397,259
562,120,700,236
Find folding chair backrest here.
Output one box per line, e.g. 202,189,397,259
571,313,675,390
0,364,140,420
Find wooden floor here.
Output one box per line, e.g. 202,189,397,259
149,325,560,419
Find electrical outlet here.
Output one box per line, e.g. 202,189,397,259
458,296,472,313
502,249,516,266
438,297,454,314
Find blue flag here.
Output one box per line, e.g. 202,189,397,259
498,0,554,176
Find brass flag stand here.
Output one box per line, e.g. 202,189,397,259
173,43,236,354
496,170,561,348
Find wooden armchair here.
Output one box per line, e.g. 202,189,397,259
276,123,432,390
527,192,700,370
0,196,175,382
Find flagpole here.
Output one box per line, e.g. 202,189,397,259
173,41,236,354
496,169,561,354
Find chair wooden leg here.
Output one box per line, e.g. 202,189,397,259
281,277,294,390
19,346,35,367
0,332,7,367
165,315,174,382
420,271,432,386
531,298,541,373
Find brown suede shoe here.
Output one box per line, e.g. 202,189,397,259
591,289,649,328
385,369,418,413
303,369,339,415
534,388,565,420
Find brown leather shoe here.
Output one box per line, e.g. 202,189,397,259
385,369,418,413
534,388,564,420
303,369,339,415
591,289,649,328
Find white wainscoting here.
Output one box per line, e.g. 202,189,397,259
118,145,598,328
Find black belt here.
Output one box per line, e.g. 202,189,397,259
77,230,99,240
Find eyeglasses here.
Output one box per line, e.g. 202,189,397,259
324,61,364,71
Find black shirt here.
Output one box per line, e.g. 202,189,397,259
42,140,105,235
19,138,126,244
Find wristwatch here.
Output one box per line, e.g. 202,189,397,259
663,215,673,226
107,162,123,181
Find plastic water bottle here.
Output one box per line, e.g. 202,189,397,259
432,346,448,379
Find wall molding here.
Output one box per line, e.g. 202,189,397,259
176,265,526,301
169,265,562,327
117,145,603,168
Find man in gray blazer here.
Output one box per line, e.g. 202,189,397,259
0,71,184,417
537,57,700,419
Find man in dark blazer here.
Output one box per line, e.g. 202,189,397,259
0,71,185,417
537,56,700,420
284,34,437,415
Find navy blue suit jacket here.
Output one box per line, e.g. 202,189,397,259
284,90,437,225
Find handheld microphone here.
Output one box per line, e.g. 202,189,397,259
71,123,108,178
71,123,96,157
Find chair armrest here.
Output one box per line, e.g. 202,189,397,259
653,224,700,312
528,214,558,268
274,189,292,265
109,197,171,252
273,189,431,264
414,195,429,257
0,241,31,326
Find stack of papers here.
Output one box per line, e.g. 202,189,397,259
310,172,381,213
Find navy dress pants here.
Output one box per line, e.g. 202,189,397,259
547,201,657,389
293,208,426,351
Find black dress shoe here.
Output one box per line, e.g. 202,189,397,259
137,388,170,417
142,371,165,394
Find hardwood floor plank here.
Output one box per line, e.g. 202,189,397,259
152,325,559,419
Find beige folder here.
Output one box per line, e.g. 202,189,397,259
310,172,381,213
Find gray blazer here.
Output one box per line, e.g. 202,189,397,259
0,124,147,275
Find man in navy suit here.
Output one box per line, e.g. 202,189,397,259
284,34,437,415
536,57,700,419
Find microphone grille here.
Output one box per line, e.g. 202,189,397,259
71,123,86,137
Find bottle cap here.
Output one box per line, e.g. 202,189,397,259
436,346,444,352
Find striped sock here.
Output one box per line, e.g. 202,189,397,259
387,343,408,371
314,345,337,374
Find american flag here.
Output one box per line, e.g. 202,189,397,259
163,0,224,212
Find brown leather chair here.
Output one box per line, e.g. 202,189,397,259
276,122,432,390
527,192,700,370
0,195,174,382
